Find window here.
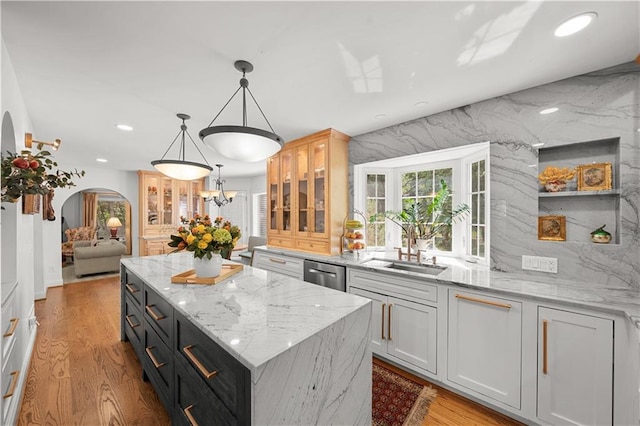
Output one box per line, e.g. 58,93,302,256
469,158,487,259
96,198,126,240
253,192,267,238
355,142,489,263
365,174,386,247
401,167,453,251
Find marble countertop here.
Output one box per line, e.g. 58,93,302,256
121,253,371,375
254,246,640,328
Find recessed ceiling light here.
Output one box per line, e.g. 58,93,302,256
116,124,133,131
554,12,597,37
540,107,559,115
375,114,386,119
415,102,428,108
96,158,108,163
528,164,538,168
532,143,545,147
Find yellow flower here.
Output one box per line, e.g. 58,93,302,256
194,224,206,234
186,234,196,244
202,233,213,243
197,240,208,249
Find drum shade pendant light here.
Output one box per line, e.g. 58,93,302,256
152,113,213,180
199,60,284,162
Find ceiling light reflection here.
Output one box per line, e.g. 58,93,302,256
554,12,597,37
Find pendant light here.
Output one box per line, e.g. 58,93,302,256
199,60,284,162
152,113,213,180
200,164,237,207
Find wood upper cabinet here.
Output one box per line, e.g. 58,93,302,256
138,171,205,256
266,129,349,255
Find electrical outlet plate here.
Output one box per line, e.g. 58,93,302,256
522,255,558,273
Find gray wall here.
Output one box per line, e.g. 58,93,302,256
349,61,639,288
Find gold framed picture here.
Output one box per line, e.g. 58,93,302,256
576,162,612,191
538,215,566,241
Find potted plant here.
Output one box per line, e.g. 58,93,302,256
373,179,469,251
1,149,85,205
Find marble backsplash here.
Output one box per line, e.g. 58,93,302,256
349,61,639,288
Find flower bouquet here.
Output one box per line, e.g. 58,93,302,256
168,214,240,259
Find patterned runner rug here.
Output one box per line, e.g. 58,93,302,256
372,362,437,426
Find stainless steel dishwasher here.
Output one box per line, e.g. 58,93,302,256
303,260,346,292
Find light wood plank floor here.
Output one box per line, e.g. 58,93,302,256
19,276,523,425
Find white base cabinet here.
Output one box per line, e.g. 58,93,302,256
447,289,522,409
348,269,438,375
537,307,613,426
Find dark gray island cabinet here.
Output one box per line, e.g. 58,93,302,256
120,253,372,425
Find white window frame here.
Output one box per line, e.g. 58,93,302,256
354,142,489,262
464,151,490,265
252,192,267,238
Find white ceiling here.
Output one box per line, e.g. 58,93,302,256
2,1,638,177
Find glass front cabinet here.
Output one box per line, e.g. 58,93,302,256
138,171,205,256
266,128,350,255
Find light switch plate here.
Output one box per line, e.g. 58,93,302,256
522,255,558,273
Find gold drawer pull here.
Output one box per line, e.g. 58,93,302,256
542,319,548,375
269,258,287,264
183,345,218,379
381,303,386,340
455,294,511,309
145,305,166,321
145,346,166,369
3,371,19,399
3,318,19,337
388,304,393,341
125,283,139,294
125,315,140,329
184,404,199,426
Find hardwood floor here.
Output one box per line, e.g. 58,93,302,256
19,276,522,426
373,357,524,426
18,277,170,426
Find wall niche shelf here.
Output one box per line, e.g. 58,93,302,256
537,137,620,244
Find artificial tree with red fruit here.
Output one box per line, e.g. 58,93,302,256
1,149,85,203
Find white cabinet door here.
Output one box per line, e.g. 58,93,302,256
447,290,522,409
387,296,437,374
350,287,386,354
537,307,613,426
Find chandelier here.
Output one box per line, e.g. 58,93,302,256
199,60,284,163
200,164,237,207
151,113,213,181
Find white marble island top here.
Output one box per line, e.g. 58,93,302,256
121,252,371,375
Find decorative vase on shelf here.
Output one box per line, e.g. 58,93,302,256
544,181,566,192
590,225,612,244
193,253,223,278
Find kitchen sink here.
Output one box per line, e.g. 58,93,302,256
363,259,447,275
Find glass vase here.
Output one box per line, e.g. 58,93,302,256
193,252,223,278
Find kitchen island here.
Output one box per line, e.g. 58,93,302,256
120,252,372,425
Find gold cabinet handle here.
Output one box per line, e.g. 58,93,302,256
542,319,548,375
184,404,199,426
269,258,287,264
455,293,511,309
145,346,166,369
145,305,166,321
3,318,19,337
183,345,218,379
125,314,140,329
381,303,386,340
125,283,139,294
3,371,19,399
388,304,393,341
